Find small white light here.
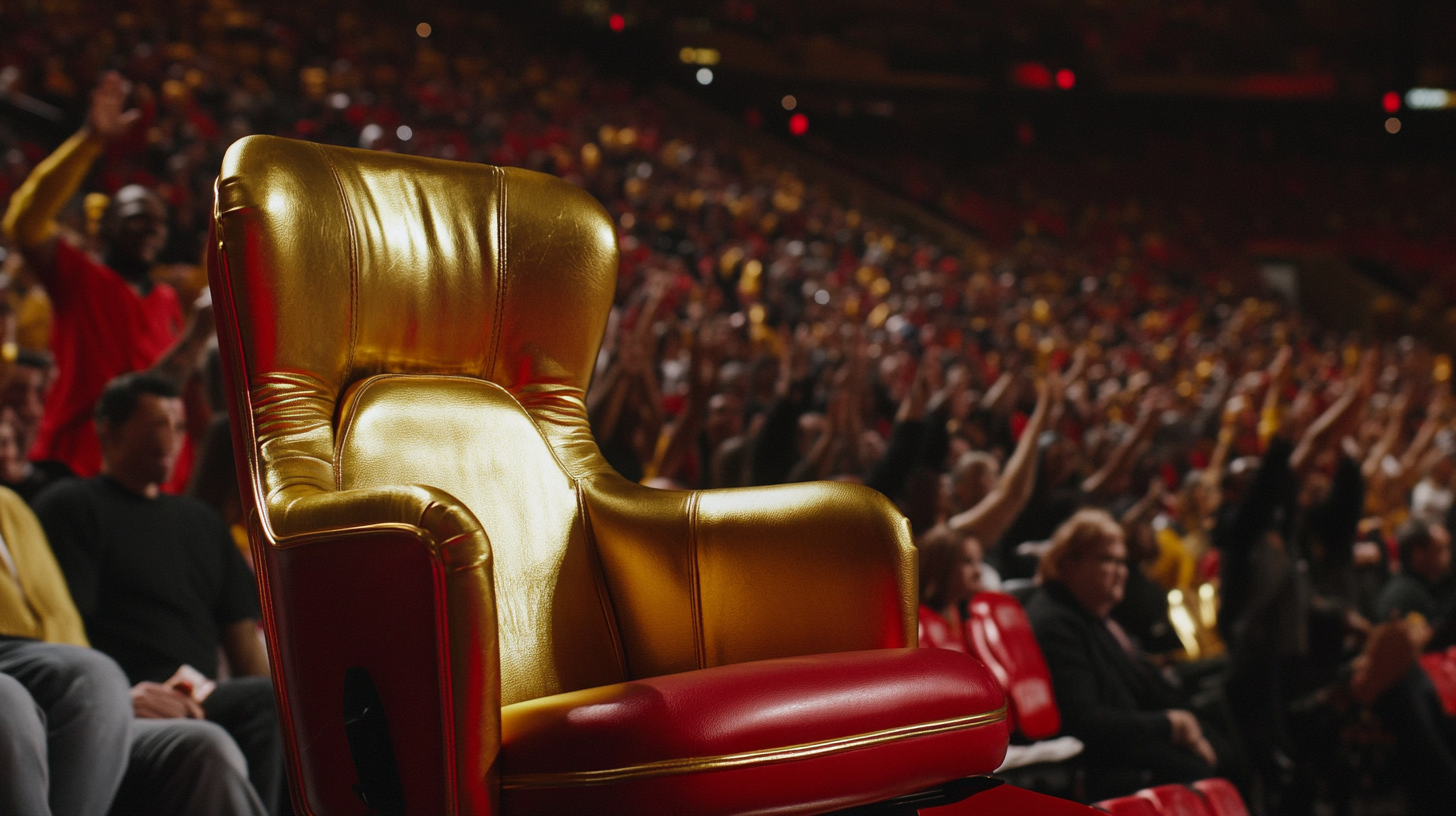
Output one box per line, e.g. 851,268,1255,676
1405,88,1451,109
814,289,830,305
696,67,713,85
359,123,383,148
329,92,349,110
396,125,413,141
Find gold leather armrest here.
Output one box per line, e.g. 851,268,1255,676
585,475,917,679
265,485,500,816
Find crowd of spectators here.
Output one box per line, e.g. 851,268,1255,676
2,1,1456,814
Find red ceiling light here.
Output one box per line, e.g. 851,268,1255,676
1055,69,1076,90
1011,62,1053,90
789,113,809,136
1382,91,1401,113
608,13,625,32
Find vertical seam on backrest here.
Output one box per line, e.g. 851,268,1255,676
315,146,357,492
487,167,508,381
576,483,629,681
687,491,705,670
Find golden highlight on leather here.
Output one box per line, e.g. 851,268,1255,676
500,704,1010,790
212,136,924,815
2,130,104,248
335,375,625,706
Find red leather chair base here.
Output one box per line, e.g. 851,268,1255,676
1140,783,1214,816
501,649,1009,816
1191,779,1249,816
921,782,1106,815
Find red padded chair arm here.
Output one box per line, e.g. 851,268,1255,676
258,486,500,816
586,475,917,679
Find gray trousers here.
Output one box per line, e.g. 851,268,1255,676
0,639,266,816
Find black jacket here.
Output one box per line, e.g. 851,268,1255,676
1025,582,1187,760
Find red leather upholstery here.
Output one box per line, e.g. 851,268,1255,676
920,782,1106,815
258,527,454,815
1139,784,1214,816
919,605,968,652
500,649,1009,816
1420,647,1456,716
1093,794,1162,816
1190,779,1249,816
966,591,1061,739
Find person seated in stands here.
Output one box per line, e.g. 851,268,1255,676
1378,519,1456,642
915,524,985,651
0,414,265,815
32,372,286,814
1026,508,1241,800
0,349,77,502
1,72,213,479
1362,518,1456,811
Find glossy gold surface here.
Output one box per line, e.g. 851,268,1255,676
499,704,1008,790
213,135,918,813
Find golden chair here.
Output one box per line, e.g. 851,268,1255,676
209,135,1075,816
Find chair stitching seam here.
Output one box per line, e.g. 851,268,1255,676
688,491,705,670
577,484,630,680
314,144,358,493
488,167,507,381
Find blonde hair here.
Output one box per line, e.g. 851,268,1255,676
1037,508,1123,584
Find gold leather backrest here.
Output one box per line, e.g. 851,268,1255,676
336,376,624,705
214,136,625,702
215,135,618,515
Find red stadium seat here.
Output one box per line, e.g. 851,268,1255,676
1419,647,1456,716
1191,778,1249,816
966,591,1061,739
1138,784,1214,816
1093,794,1162,816
920,605,969,653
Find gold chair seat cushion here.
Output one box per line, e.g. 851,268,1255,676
499,648,1010,816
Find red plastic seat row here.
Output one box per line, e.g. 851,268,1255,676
918,594,1063,743
965,591,1061,740
1093,779,1248,816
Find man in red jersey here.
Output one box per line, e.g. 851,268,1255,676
1,71,212,478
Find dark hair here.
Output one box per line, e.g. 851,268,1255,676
14,348,53,371
1397,519,1434,572
95,371,182,426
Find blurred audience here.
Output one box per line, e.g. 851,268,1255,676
3,1,1456,812
0,412,266,815
33,373,283,814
